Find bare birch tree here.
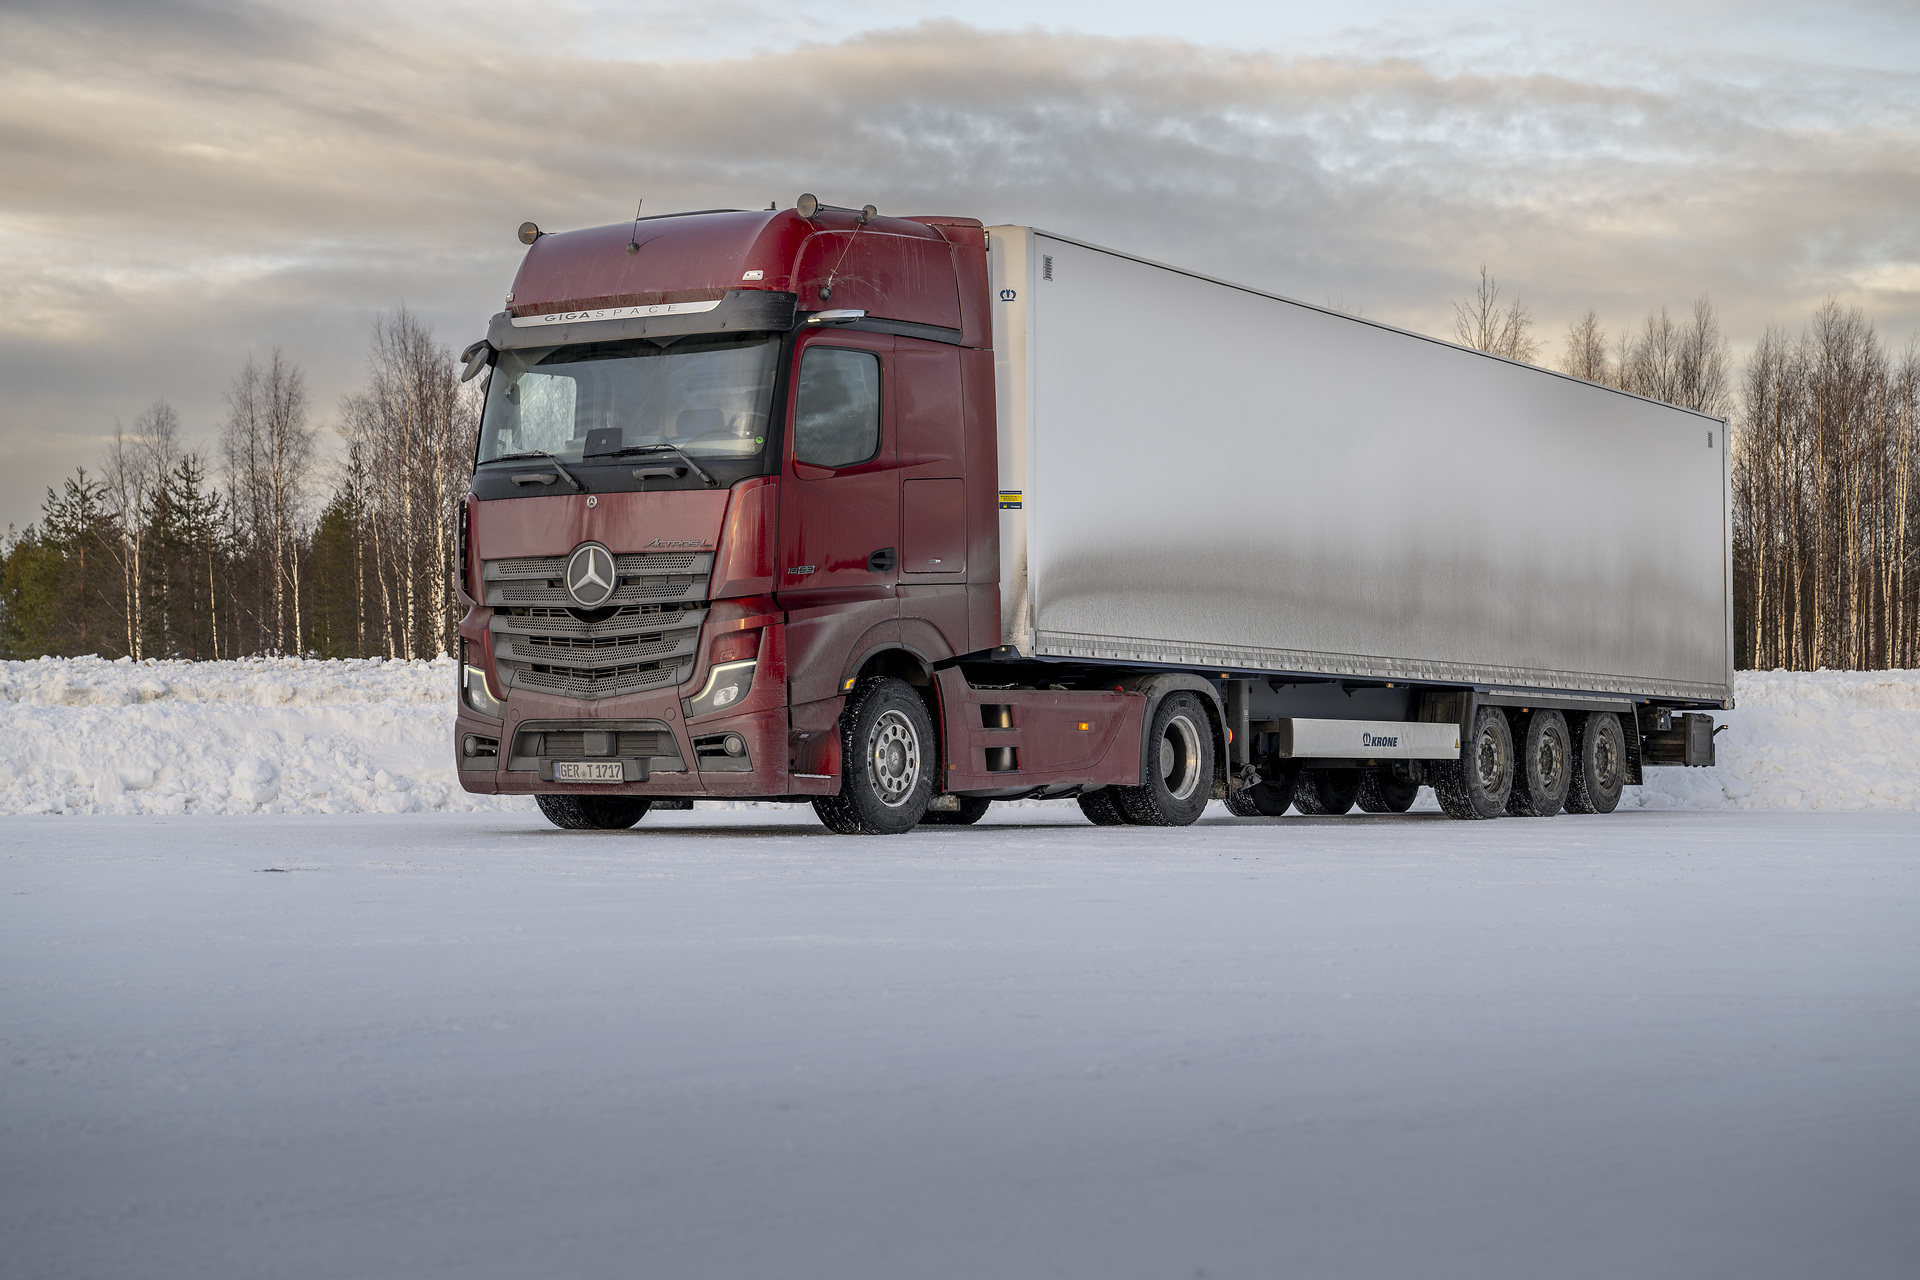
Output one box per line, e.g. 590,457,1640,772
1453,266,1539,363
101,400,181,659
1559,309,1611,383
222,350,315,653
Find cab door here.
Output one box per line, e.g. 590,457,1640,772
777,331,900,707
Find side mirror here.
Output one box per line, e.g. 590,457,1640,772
458,340,493,383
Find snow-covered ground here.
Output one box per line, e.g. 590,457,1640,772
2,657,1917,816
0,655,527,816
4,808,1917,1279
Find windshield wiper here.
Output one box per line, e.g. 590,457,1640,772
484,450,581,490
611,443,718,488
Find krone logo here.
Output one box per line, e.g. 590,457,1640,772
565,542,618,608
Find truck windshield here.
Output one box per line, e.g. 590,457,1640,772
476,334,779,466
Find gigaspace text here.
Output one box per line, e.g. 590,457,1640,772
509,299,723,327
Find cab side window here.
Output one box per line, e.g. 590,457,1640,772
793,346,881,468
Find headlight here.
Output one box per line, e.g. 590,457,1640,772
463,663,505,719
683,659,756,719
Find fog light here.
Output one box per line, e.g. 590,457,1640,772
723,734,746,757
462,734,478,757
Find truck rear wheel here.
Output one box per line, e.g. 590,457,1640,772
1433,706,1513,819
1507,709,1572,817
1356,768,1419,813
813,676,935,835
1565,711,1627,815
1115,692,1215,827
1295,769,1361,815
1225,776,1294,817
535,794,652,830
921,796,992,826
1077,789,1130,825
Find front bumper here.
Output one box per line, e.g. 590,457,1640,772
455,617,807,799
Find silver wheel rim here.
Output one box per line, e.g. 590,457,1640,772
1159,714,1203,801
1475,723,1509,793
869,709,921,807
1536,726,1567,791
1593,722,1622,790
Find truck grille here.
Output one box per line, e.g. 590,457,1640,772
483,551,713,702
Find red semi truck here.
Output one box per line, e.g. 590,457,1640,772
454,198,1729,833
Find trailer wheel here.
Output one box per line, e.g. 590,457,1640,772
1224,775,1295,817
1564,711,1627,815
812,676,935,835
921,796,992,826
1115,693,1214,826
1077,789,1130,825
1507,710,1572,817
535,794,652,830
1295,769,1361,815
1433,706,1514,819
1356,768,1419,813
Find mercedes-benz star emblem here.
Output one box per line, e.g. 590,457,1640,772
565,542,617,608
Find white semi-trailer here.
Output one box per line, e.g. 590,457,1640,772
984,226,1728,821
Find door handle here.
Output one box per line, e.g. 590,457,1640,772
867,547,897,573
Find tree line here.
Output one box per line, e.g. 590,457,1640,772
1456,270,1919,670
0,309,479,662
4,285,1916,671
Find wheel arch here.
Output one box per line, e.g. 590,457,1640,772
1117,673,1229,800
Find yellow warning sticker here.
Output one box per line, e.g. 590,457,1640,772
998,490,1023,510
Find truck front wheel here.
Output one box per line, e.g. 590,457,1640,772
1564,711,1627,814
535,794,652,830
1115,693,1214,826
814,677,935,835
1433,706,1514,819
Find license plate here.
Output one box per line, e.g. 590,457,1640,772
555,761,624,783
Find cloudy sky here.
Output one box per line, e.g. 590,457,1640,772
2,0,1916,533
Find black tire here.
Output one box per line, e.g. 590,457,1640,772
1225,775,1295,816
1433,706,1514,820
812,676,935,835
536,793,652,830
1077,788,1130,826
1356,768,1419,813
1115,692,1215,827
1294,768,1361,815
921,796,992,826
1507,709,1573,817
1565,711,1627,815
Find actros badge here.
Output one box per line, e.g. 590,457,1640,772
565,542,617,608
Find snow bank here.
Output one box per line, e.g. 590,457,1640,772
3,659,1917,816
1635,669,1920,812
0,655,530,816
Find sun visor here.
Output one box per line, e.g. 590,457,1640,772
488,290,798,350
